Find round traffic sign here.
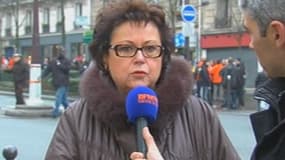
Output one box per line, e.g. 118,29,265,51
181,5,197,23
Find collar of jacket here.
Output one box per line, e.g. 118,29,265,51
79,56,193,133
254,77,285,121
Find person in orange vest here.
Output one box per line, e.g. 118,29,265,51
0,55,8,80
7,57,15,70
1,55,8,69
194,58,211,103
210,59,224,102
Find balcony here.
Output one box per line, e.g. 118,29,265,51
56,22,62,32
25,26,32,35
42,24,50,33
5,28,12,37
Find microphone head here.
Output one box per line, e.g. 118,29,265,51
126,86,159,124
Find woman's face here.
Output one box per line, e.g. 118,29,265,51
105,21,163,93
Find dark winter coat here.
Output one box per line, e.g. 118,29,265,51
195,63,211,86
221,63,241,89
251,78,285,160
42,54,71,89
12,59,29,87
255,71,268,88
45,57,240,160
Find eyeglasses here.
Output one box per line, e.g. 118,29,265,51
109,44,164,58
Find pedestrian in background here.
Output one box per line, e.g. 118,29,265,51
0,55,8,81
235,58,246,107
45,0,240,159
42,57,51,70
210,59,224,102
221,58,237,109
42,46,71,117
240,0,285,159
194,58,211,103
11,53,29,105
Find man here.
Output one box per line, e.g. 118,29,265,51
194,58,211,102
221,58,240,109
235,58,246,106
240,0,285,159
11,53,29,105
42,46,71,117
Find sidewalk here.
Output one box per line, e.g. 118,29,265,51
0,90,77,101
0,90,77,117
0,89,258,118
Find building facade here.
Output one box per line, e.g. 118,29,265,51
0,0,256,87
0,0,92,62
200,0,257,88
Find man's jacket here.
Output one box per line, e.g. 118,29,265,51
251,78,285,160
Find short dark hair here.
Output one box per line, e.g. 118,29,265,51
89,0,174,81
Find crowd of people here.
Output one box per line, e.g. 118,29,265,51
194,57,246,110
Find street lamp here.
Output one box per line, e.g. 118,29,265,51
197,0,209,61
25,0,44,106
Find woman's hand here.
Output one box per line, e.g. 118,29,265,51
130,127,164,160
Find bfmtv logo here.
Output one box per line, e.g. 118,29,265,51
137,94,158,107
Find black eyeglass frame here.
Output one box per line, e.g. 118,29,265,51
109,44,164,58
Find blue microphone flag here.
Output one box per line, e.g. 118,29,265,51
126,86,159,124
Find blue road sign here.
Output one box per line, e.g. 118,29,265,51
175,33,185,48
181,5,197,23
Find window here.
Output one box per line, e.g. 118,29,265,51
5,13,12,36
215,0,232,28
26,10,32,26
56,7,62,23
43,8,50,25
42,8,50,33
25,10,32,34
56,7,62,32
74,3,83,29
75,3,82,17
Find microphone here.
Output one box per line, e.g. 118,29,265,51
126,86,159,156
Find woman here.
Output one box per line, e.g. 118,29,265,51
45,0,240,159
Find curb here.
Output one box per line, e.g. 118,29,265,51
3,108,53,117
217,110,256,116
0,90,73,118
0,90,77,101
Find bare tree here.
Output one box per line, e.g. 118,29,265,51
166,0,179,34
137,0,179,34
0,0,30,51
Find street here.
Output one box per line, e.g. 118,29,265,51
0,94,256,160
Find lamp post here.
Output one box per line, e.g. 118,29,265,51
60,0,66,48
32,0,40,64
197,0,209,61
25,0,44,106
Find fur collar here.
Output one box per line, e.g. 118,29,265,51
79,56,193,133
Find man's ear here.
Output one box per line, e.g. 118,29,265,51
270,21,285,47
